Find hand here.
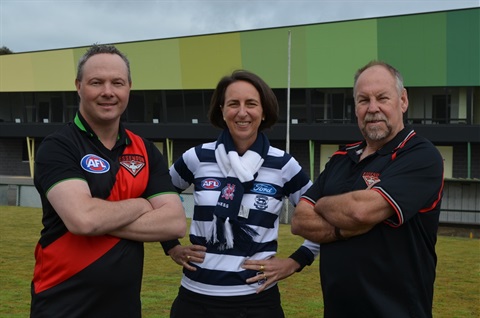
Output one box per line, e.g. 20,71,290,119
168,244,207,271
242,257,300,293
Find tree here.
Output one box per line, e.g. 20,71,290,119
0,46,13,55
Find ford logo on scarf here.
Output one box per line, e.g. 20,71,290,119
80,154,110,174
252,183,276,195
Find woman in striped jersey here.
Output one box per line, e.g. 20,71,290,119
161,70,319,318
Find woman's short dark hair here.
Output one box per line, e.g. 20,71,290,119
208,70,279,130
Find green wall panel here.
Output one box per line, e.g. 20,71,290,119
305,20,378,88
241,28,294,88
378,13,447,86
288,27,308,88
179,34,242,89
446,9,480,85
116,40,182,90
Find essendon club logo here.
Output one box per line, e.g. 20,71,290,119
119,154,146,177
362,172,380,188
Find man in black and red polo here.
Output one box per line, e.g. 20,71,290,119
30,44,186,318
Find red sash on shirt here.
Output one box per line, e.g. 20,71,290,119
33,130,149,294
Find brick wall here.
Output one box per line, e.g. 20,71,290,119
0,139,31,176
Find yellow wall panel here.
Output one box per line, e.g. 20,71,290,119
32,50,77,91
0,54,35,91
1,50,76,92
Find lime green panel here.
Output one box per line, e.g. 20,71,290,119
240,28,298,88
305,20,378,88
179,34,242,89
378,13,447,86
115,40,182,89
447,9,480,85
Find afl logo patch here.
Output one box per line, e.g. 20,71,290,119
80,154,110,174
201,178,221,189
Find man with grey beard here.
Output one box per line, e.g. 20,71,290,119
291,61,444,318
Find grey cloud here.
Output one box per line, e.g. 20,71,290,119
1,0,478,52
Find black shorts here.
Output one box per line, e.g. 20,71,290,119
170,285,285,318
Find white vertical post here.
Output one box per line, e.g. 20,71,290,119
283,30,292,223
286,30,291,154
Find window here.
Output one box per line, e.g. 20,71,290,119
311,89,327,123
184,90,206,123
290,89,307,123
432,94,451,124
165,90,184,122
125,93,145,122
312,89,353,124
273,89,287,123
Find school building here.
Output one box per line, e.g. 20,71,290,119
0,7,479,226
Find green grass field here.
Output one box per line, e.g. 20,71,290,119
1,206,479,317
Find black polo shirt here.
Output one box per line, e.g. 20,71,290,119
302,128,444,318
31,112,175,318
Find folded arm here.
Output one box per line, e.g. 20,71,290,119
315,189,394,239
48,179,186,241
292,189,394,242
110,193,187,241
291,199,337,243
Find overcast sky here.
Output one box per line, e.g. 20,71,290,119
1,0,479,53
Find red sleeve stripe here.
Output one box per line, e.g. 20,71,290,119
371,187,403,228
420,173,445,213
300,197,316,206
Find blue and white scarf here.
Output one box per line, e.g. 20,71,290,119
207,129,269,250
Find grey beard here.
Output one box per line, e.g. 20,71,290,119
363,125,391,141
